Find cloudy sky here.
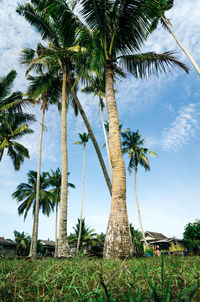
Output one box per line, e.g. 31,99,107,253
0,0,200,241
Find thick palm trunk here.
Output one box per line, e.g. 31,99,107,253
103,64,132,259
77,144,86,254
58,67,70,257
162,15,200,75
99,97,112,179
134,166,147,249
54,203,58,258
71,90,112,195
31,109,45,259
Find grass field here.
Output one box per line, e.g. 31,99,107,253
0,256,200,301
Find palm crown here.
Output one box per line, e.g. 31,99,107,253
122,130,157,173
12,170,53,219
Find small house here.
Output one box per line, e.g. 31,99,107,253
142,231,186,255
40,240,55,256
0,237,16,257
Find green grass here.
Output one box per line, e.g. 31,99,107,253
0,256,199,301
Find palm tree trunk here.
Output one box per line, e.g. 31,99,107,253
71,90,112,195
134,165,147,249
77,144,86,255
161,15,200,75
54,202,58,258
58,66,70,258
0,149,4,161
29,217,35,257
103,64,132,259
99,97,112,179
31,109,45,259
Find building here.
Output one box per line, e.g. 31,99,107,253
40,240,55,256
0,237,16,257
142,231,186,255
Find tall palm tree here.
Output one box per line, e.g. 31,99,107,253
150,0,200,75
122,130,157,248
47,168,75,258
0,112,35,170
80,0,189,259
12,170,53,257
17,0,93,257
26,71,62,258
74,132,90,254
17,0,112,198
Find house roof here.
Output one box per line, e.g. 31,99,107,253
0,237,16,246
145,231,168,240
40,240,55,246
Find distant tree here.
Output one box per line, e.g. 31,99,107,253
183,219,200,255
74,133,90,254
122,130,157,248
0,112,35,170
68,218,97,250
12,170,53,256
13,230,44,257
14,230,31,257
129,224,144,256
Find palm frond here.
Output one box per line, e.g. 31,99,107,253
118,51,189,78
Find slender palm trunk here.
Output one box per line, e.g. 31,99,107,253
31,109,45,259
134,166,147,249
71,90,112,195
103,64,132,259
0,149,4,161
77,144,86,255
54,202,58,258
162,15,200,75
99,97,112,179
58,66,70,257
29,217,35,257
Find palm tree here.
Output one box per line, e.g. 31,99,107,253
150,0,200,75
17,0,91,257
0,70,23,112
26,71,62,258
68,218,97,250
80,0,189,259
74,132,90,254
122,130,157,248
47,168,75,258
12,170,53,256
0,112,35,170
17,0,112,198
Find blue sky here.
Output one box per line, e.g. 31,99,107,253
0,0,200,241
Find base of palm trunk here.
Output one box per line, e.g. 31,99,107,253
103,220,133,259
57,239,70,258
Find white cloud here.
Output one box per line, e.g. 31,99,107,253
161,103,200,151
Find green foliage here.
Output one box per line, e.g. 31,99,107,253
145,248,155,257
183,219,200,254
13,231,44,257
0,70,23,113
12,170,53,219
68,218,97,249
122,130,157,173
130,224,144,255
14,230,31,257
0,257,199,301
0,112,35,170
